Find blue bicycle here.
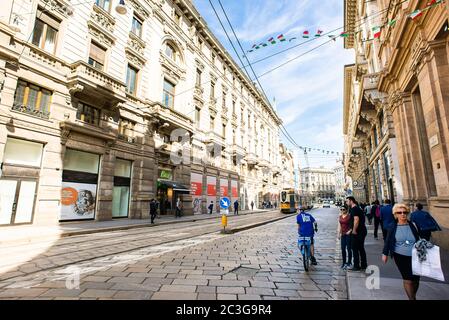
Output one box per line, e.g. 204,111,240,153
298,236,312,271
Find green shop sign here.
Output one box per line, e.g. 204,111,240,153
159,169,172,180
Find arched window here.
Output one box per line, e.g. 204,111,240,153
165,43,176,61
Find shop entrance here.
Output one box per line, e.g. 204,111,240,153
157,179,190,215
0,178,38,225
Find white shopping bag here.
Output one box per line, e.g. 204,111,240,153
412,245,445,281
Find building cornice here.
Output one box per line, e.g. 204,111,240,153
344,0,356,49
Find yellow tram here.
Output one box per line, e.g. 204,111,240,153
280,188,299,213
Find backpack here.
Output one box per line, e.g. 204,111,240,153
417,212,441,232
375,206,381,218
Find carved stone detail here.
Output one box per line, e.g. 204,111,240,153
41,0,72,18
129,0,151,19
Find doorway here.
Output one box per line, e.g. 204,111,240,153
0,178,38,225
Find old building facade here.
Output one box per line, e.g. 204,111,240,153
343,0,449,247
0,0,284,227
300,167,336,202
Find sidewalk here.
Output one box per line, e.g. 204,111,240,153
346,222,449,300
0,208,273,246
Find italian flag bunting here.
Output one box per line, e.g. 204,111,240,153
340,32,349,37
315,30,323,37
409,9,423,20
268,37,276,44
372,26,381,38
388,19,397,27
303,30,310,38
277,34,286,41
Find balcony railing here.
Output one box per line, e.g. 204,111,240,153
11,104,50,119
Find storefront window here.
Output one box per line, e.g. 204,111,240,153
63,149,100,174
112,159,132,218
3,138,43,167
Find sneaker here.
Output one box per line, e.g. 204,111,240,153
348,266,361,271
311,256,318,265
346,263,353,269
340,264,346,269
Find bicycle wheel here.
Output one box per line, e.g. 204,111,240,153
302,245,309,271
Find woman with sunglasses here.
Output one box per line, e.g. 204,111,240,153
382,203,420,300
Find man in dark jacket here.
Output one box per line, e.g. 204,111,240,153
346,196,368,271
208,201,214,215
410,203,441,241
234,200,239,215
150,199,157,224
380,199,394,240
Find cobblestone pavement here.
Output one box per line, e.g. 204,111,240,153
0,207,346,300
0,210,285,280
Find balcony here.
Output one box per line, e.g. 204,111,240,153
67,61,126,105
193,85,204,103
245,152,258,165
11,104,50,120
146,101,194,134
205,131,225,147
60,120,116,145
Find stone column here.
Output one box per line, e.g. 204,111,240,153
96,151,114,221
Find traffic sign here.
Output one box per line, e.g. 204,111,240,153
220,197,231,209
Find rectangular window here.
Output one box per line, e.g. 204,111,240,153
95,0,111,12
3,138,43,167
31,9,60,54
373,126,379,146
131,15,143,37
174,11,181,25
113,159,132,218
13,80,52,118
195,107,201,126
210,116,215,130
163,79,175,108
126,64,138,95
88,42,106,71
76,102,100,126
210,82,215,99
196,69,202,87
232,100,236,114
222,124,226,137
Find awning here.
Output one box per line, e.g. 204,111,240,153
157,179,191,194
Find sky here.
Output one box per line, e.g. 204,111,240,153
192,0,354,169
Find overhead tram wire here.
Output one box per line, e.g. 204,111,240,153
215,0,271,106
214,0,303,151
207,0,252,81
166,0,409,103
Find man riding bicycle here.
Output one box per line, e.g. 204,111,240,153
297,206,318,265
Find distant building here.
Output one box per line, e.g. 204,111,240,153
300,167,336,202
333,164,345,203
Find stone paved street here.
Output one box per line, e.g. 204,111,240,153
0,208,346,300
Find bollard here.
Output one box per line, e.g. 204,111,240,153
221,214,227,233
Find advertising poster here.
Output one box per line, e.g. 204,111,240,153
60,182,96,221
231,180,238,207
207,176,217,213
191,173,203,215
220,178,229,197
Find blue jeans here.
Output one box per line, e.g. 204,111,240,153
341,234,352,265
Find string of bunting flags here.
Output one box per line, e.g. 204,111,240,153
246,0,444,53
298,146,343,156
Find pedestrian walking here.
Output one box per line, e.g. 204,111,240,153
381,199,395,240
339,207,352,269
346,196,368,271
150,199,157,224
382,203,421,300
233,200,239,215
410,203,441,241
372,200,381,239
364,202,372,225
208,201,214,215
175,197,182,218
251,201,254,211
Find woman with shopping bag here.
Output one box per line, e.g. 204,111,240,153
382,203,421,300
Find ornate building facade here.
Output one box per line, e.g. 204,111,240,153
0,0,285,226
343,0,449,247
300,167,336,202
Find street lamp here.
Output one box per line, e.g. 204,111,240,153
116,0,128,15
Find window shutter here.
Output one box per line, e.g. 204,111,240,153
36,9,60,30
89,42,106,65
